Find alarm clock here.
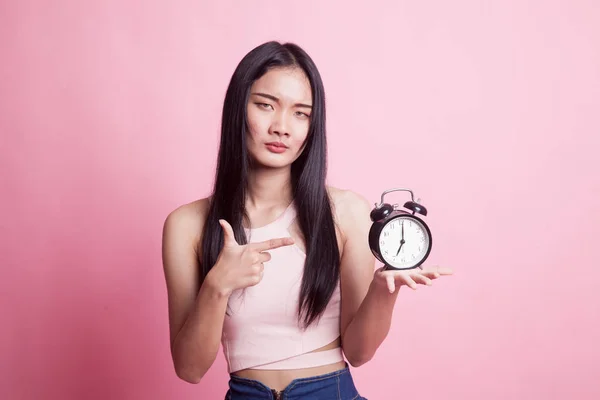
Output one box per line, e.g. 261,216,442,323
368,188,432,270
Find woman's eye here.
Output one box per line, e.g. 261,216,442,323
295,111,310,118
257,103,273,110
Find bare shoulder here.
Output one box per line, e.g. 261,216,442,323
165,197,210,223
327,186,372,243
162,197,211,260
327,186,372,221
161,197,211,347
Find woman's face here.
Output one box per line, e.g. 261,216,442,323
246,67,312,169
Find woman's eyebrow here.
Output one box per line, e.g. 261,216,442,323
251,92,312,109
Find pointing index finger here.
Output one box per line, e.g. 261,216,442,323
253,237,295,251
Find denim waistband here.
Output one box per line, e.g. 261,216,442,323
226,365,367,399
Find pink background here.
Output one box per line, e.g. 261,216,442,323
2,1,599,399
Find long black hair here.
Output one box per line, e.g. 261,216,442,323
200,41,340,329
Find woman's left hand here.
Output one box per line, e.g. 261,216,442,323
374,266,454,294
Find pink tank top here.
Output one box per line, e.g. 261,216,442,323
221,202,344,373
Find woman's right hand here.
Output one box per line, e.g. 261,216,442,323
205,219,295,296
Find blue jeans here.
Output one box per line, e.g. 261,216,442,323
225,365,367,399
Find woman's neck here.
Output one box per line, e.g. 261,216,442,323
246,167,293,210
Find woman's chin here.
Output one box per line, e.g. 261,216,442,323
250,159,292,170
249,153,295,170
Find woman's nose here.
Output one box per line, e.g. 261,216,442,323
270,113,290,137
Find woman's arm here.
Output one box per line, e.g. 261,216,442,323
336,190,451,367
161,200,228,384
336,190,395,367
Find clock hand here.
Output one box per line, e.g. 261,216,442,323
401,220,404,241
396,241,404,256
396,221,406,256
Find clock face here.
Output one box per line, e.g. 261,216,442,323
378,216,431,269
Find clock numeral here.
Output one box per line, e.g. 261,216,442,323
419,237,425,243
383,250,389,255
384,232,389,237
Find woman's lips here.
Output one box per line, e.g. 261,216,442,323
265,142,288,153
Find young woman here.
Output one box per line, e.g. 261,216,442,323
161,41,452,399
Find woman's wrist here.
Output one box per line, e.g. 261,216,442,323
203,270,232,299
369,272,402,306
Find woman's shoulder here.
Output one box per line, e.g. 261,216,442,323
165,197,211,227
162,197,211,256
326,186,372,241
327,186,371,215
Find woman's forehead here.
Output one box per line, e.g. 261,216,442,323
251,68,312,105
